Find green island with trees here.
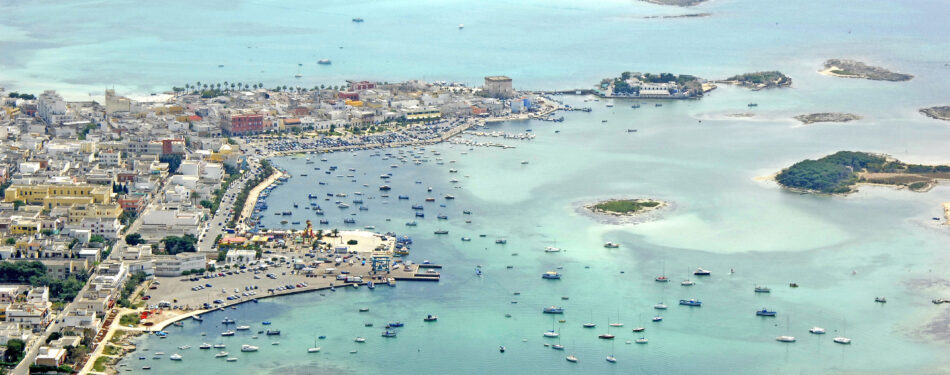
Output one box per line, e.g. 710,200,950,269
723,71,792,90
588,199,665,215
602,71,705,98
775,151,950,194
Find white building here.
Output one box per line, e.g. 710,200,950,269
153,253,206,277
34,346,67,367
98,150,123,167
225,249,257,264
37,90,67,125
138,208,201,241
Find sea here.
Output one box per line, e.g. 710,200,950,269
5,0,950,374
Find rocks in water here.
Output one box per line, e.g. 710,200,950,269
794,112,862,125
821,59,913,81
920,106,950,122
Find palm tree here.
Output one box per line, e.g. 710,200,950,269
331,228,339,238
203,84,208,89
231,83,236,90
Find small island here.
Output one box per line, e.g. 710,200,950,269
600,71,709,99
794,112,862,125
588,199,666,215
722,71,792,90
820,59,913,81
641,0,708,6
775,151,950,194
920,106,950,122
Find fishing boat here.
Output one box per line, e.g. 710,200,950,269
754,286,771,293
679,299,702,307
755,308,776,317
241,345,259,352
543,306,564,314
381,330,397,337
542,271,561,279
603,242,620,248
424,314,438,322
387,322,404,328
693,267,711,276
809,327,826,334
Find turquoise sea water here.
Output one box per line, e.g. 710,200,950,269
7,0,950,373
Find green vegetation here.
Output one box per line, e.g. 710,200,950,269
7,92,35,100
124,233,144,246
830,69,852,76
909,181,929,191
77,123,98,140
93,356,109,372
160,154,183,174
607,71,703,97
3,338,24,363
725,71,792,88
103,345,120,356
592,199,661,214
776,151,950,193
161,235,197,254
119,313,141,326
116,271,146,308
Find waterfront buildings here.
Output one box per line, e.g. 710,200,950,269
484,76,513,98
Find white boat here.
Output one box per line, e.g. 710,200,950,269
215,352,228,358
213,343,226,349
170,354,182,361
178,345,191,350
226,357,238,362
308,347,321,353
354,337,366,343
199,343,211,350
654,303,667,310
606,355,617,363
318,59,331,65
566,355,578,363
809,327,826,334
681,279,694,286
236,325,250,331
458,24,464,29
544,246,561,253
776,336,796,342
635,337,648,344
241,345,259,352
543,330,559,338
603,242,620,248
833,337,852,344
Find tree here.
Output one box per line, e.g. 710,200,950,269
160,154,183,174
125,233,144,246
5,238,15,245
162,235,198,254
12,200,24,210
4,338,25,362
200,200,213,209
89,235,107,244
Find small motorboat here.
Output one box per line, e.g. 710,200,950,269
679,299,702,307
756,309,777,317
652,316,663,322
215,351,229,358
381,330,397,338
833,337,852,344
754,286,771,293
632,327,645,332
542,271,561,280
635,337,648,344
199,343,211,350
776,336,796,343
241,345,259,352
598,333,615,340
583,322,596,328
655,276,669,282
693,267,711,276
170,354,182,361
809,327,826,334
499,346,505,353
654,303,667,310
354,337,366,343
606,355,617,363
226,357,238,362
875,296,887,303
566,355,578,363
603,242,620,248
543,330,559,338
424,315,438,322
542,306,564,314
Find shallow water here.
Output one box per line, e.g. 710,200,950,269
10,0,950,373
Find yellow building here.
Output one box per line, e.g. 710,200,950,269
405,109,441,122
10,220,41,235
67,204,122,224
4,184,112,208
345,100,364,107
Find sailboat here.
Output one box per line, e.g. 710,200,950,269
776,315,796,342
606,340,617,363
543,315,559,337
833,319,851,344
599,317,615,339
682,268,694,286
552,328,564,350
566,340,578,363
583,310,596,328
632,313,645,332
308,335,320,353
609,309,624,327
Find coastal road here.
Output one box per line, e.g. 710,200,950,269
197,142,261,253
